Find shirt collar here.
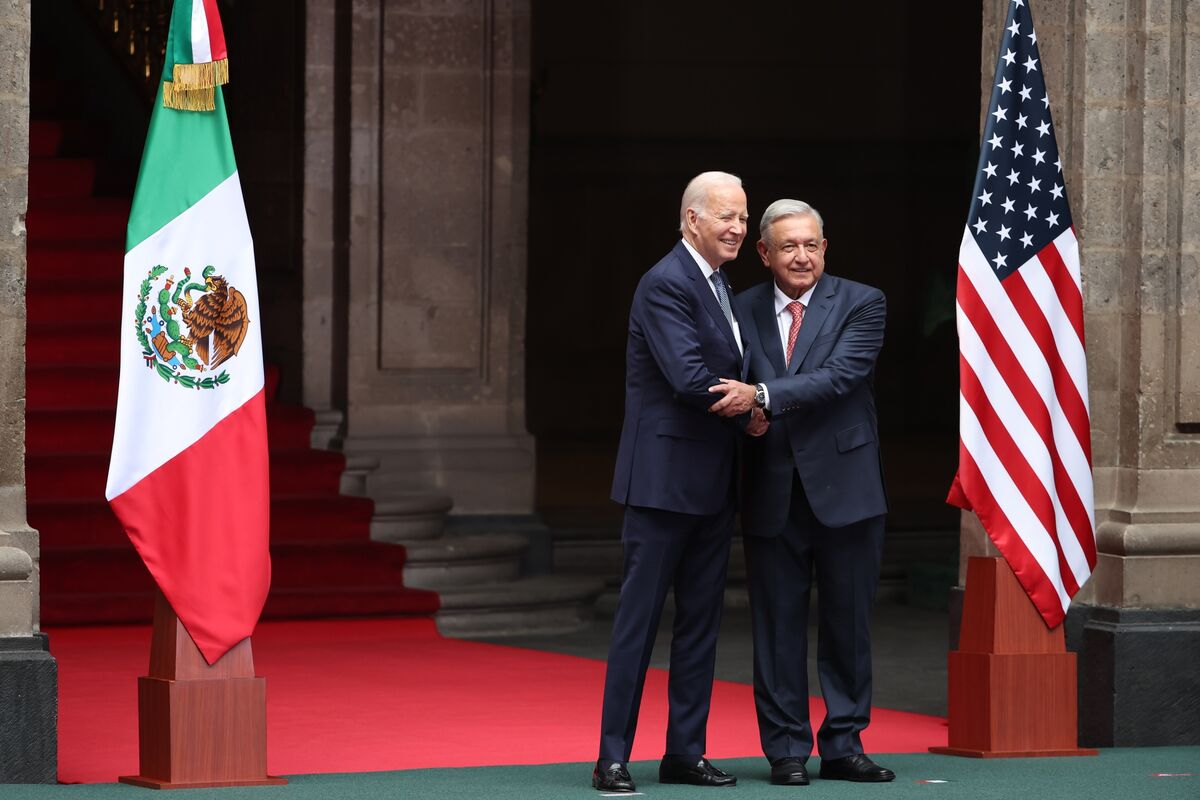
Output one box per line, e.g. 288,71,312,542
774,279,818,316
681,238,718,280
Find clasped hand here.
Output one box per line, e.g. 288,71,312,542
708,379,769,436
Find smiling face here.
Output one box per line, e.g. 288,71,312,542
684,185,749,269
757,213,826,298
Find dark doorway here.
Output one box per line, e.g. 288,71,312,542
527,2,981,561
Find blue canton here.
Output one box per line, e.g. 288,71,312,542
967,0,1072,281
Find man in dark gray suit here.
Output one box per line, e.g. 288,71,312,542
708,199,894,786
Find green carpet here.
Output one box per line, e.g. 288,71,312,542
9,749,1198,799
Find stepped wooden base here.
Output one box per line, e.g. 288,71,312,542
932,557,1096,759
119,592,286,789
929,746,1098,758
119,775,288,790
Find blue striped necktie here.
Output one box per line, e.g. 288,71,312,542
710,271,734,327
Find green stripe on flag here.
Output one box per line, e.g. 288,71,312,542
126,84,237,253
162,0,195,80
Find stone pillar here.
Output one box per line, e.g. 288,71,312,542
0,0,57,783
1076,0,1200,746
302,0,349,448
338,0,534,513
964,0,1200,746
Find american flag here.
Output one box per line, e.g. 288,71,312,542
947,0,1096,627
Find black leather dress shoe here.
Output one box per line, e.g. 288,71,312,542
592,760,635,792
819,754,895,782
659,756,737,787
770,756,810,786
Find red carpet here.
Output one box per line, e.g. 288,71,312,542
52,617,947,783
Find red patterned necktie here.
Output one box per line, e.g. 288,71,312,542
785,301,805,366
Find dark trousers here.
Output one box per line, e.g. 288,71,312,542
743,474,885,762
598,503,734,763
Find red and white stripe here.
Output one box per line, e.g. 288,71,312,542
190,0,227,64
952,225,1095,627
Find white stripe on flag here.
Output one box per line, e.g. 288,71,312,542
1022,246,1089,402
959,391,1072,614
192,0,213,63
956,303,1092,588
960,230,1093,516
1057,227,1082,287
107,172,262,500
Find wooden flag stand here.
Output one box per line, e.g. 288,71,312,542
119,592,287,789
930,556,1097,758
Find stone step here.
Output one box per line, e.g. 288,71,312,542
370,494,455,542
401,532,530,590
435,574,606,637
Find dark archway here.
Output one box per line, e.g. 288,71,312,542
527,2,981,569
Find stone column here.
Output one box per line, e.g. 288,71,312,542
302,0,349,448
0,0,56,783
339,0,534,514
1076,0,1200,747
966,0,1200,746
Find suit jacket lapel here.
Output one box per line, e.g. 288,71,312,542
676,242,741,361
730,284,753,380
789,277,837,374
752,286,787,377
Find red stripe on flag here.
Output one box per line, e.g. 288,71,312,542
109,389,270,664
1005,266,1092,463
958,265,1095,579
1037,241,1085,347
957,266,1058,452
959,356,1079,596
999,270,1096,565
202,0,227,61
956,441,1066,627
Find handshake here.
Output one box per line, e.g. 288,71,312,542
708,378,768,437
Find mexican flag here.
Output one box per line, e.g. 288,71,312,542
105,0,270,664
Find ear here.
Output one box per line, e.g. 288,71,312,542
684,208,701,236
756,239,770,267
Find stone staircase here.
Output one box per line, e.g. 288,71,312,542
375,505,605,637
324,415,605,637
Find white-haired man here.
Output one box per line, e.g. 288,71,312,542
595,171,766,793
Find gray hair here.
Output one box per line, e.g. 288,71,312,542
759,199,824,243
679,171,743,232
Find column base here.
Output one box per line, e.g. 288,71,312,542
0,634,57,784
1074,605,1200,747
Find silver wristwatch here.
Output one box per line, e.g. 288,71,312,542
753,383,766,408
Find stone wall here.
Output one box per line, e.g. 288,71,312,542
316,0,534,513
0,0,35,632
0,0,57,783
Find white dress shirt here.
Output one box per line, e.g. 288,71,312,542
759,280,818,410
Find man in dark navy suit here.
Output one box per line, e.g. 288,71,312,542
708,199,894,786
594,172,767,793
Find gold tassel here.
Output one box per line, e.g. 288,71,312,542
162,81,215,112
171,58,229,89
